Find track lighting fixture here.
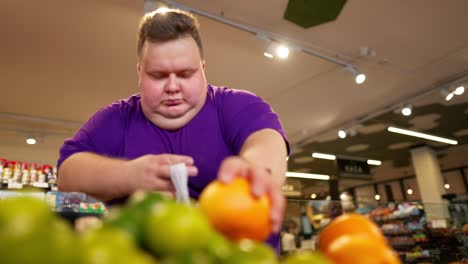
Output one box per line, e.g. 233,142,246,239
338,130,347,139
441,89,454,101
453,85,464,95
401,104,413,116
345,66,366,84
157,1,366,84
263,41,290,59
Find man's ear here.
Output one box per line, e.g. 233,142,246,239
136,63,142,86
202,60,206,71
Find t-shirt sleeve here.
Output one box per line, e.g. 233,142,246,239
57,103,124,170
219,88,290,154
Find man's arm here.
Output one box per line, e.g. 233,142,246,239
217,128,288,232
239,128,288,185
58,152,134,201
58,152,197,202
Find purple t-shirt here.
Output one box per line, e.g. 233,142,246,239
58,85,289,250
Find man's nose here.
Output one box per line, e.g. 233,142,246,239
165,73,180,92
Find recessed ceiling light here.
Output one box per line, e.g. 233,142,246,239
26,137,36,145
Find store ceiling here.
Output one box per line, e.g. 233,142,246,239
1,0,468,192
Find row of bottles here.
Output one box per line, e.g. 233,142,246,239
0,158,57,189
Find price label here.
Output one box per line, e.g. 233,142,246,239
430,219,447,229
32,182,49,188
8,182,23,189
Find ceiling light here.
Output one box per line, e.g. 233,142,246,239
441,89,454,101
338,130,347,139
367,159,382,166
263,41,290,59
326,195,331,200
154,7,171,14
346,66,366,84
340,193,347,200
312,152,336,160
263,42,275,58
454,85,465,95
355,73,366,84
275,44,290,59
374,194,381,200
26,137,37,145
444,183,450,189
401,105,412,116
286,172,330,180
311,193,317,199
387,126,458,145
263,52,274,59
407,188,413,195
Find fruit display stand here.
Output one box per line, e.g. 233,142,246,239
369,202,468,263
284,199,468,263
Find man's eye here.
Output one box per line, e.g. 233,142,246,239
150,73,165,79
179,71,193,78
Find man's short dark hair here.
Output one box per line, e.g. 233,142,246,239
137,9,203,58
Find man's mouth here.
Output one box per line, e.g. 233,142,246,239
165,99,183,106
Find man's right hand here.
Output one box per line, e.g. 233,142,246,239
125,154,198,195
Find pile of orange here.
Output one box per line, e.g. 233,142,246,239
317,213,401,264
198,177,271,241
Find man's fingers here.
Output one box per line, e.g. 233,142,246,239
155,191,175,199
250,168,270,197
217,157,249,183
159,154,194,165
156,164,198,178
269,184,285,233
187,166,198,176
154,178,175,191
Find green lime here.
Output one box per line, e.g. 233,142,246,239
224,239,278,264
144,201,213,257
282,251,332,264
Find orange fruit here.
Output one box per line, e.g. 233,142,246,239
325,235,401,264
316,213,386,252
199,177,271,241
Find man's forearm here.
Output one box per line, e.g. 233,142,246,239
240,129,288,185
57,152,132,201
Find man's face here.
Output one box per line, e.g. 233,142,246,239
137,36,207,130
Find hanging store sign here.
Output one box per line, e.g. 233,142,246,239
336,158,371,179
